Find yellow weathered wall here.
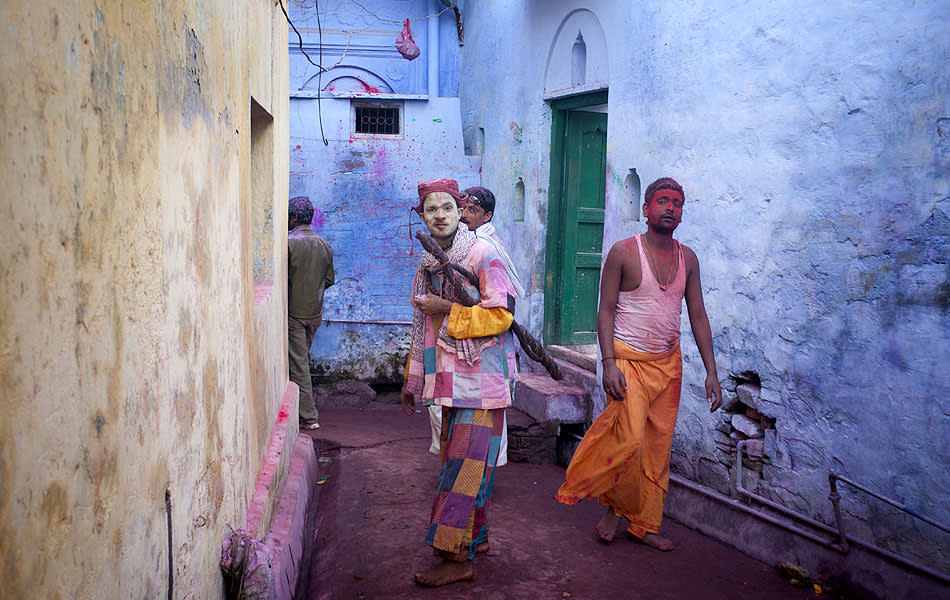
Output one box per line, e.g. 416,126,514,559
0,1,289,598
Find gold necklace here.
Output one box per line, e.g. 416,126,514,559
643,235,677,291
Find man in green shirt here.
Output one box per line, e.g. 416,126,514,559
288,196,335,429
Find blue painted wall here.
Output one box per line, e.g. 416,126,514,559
457,0,950,582
288,0,475,380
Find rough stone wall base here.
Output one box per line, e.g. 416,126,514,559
243,382,320,599
247,383,300,539
665,478,948,600
263,435,319,600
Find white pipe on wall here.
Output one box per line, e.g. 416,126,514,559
427,0,439,97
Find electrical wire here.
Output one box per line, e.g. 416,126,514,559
279,0,327,73
315,0,328,145
279,0,451,146
279,0,329,146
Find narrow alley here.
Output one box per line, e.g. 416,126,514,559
3,1,948,599
297,401,817,600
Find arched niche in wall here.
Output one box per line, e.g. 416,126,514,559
543,10,609,96
300,65,393,94
464,126,485,156
571,33,587,87
623,168,641,221
514,177,526,222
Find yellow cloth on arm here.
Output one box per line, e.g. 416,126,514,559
555,339,682,538
446,304,513,339
404,340,413,381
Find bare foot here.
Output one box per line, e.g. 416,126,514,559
596,507,622,543
414,560,474,587
476,540,490,554
636,532,674,551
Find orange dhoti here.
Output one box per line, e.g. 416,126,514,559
556,339,682,537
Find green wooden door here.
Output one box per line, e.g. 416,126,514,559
544,99,607,346
560,110,606,344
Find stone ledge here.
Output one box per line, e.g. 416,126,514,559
247,382,300,539
546,344,598,372
264,435,319,600
514,372,591,425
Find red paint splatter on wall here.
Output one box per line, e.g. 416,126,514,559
360,80,381,94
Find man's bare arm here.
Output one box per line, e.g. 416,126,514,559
598,243,627,401
683,245,722,412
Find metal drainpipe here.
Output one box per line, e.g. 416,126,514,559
427,0,439,98
829,472,950,534
828,474,849,551
670,473,845,551
735,440,842,539
731,440,950,584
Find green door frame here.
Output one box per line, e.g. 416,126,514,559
543,90,608,346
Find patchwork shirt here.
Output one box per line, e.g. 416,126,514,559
407,239,518,410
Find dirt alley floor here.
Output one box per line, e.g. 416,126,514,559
299,402,818,600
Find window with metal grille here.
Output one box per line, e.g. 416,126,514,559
354,105,400,135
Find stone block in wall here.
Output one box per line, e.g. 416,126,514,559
716,448,735,465
506,408,558,465
744,438,765,459
721,393,743,413
313,380,376,409
757,387,787,419
713,429,733,447
736,382,760,407
698,457,731,495
738,464,762,493
513,373,590,425
732,414,764,438
745,406,763,420
670,450,696,479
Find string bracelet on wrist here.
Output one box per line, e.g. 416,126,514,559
601,356,615,362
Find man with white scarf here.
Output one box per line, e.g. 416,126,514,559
460,186,525,467
422,186,526,465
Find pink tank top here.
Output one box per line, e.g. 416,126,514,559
613,234,686,353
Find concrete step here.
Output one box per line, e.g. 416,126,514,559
513,372,591,425
546,344,598,372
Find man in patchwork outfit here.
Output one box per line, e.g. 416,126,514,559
401,177,518,587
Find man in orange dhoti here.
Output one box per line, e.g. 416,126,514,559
556,177,723,551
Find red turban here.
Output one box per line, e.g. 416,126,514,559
414,178,463,214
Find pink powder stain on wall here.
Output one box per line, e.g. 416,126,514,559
310,208,326,233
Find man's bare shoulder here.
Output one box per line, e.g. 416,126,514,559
679,242,701,272
608,236,640,259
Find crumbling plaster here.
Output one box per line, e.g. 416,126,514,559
459,0,949,572
0,1,289,598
